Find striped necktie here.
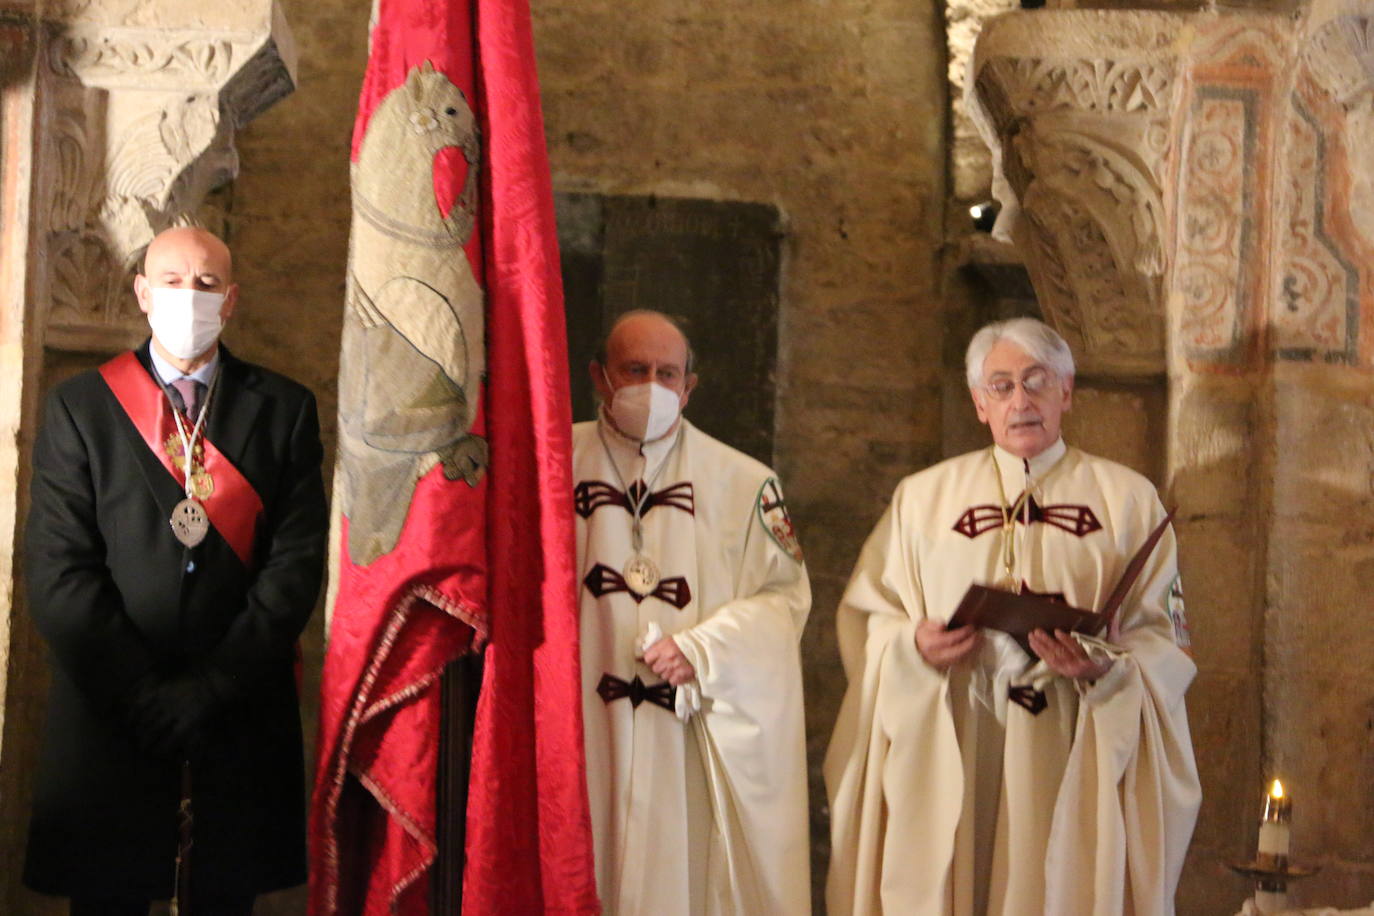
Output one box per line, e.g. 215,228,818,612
171,377,205,421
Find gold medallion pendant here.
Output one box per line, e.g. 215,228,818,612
190,470,215,500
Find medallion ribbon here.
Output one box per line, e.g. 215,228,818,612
99,351,263,568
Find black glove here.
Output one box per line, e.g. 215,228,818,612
125,670,225,759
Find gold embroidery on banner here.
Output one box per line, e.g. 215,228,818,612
338,61,489,566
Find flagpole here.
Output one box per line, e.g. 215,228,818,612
434,652,483,912
171,760,193,916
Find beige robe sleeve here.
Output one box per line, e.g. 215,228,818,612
1045,502,1202,916
672,478,813,916
823,483,967,916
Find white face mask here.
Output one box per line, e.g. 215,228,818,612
606,376,682,442
147,287,225,360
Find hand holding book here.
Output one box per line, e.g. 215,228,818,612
1027,627,1114,681
945,509,1176,660
915,618,981,671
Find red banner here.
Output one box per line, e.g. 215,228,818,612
308,0,597,913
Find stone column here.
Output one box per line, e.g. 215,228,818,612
972,1,1374,909
1166,13,1280,909
0,1,296,911
0,4,56,911
1263,0,1374,902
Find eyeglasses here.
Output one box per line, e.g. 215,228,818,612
981,368,1057,401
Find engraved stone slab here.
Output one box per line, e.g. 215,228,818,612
556,192,783,466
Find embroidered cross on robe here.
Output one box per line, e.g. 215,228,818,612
595,673,676,712
583,563,692,610
574,479,695,519
952,493,1102,539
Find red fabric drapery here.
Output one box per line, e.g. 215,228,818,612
308,0,598,913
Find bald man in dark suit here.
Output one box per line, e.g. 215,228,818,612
23,227,328,915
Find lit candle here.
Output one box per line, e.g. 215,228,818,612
1257,779,1291,870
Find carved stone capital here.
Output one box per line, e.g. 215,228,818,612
972,5,1374,376
36,0,296,352
971,11,1184,376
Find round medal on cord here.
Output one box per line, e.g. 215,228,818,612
166,367,220,549
597,421,681,596
171,498,210,548
623,553,661,594
622,493,664,593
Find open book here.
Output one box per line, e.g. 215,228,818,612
946,508,1176,657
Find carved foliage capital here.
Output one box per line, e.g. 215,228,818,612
979,56,1175,121
1012,129,1166,372
973,48,1177,372
37,4,296,351
48,29,243,89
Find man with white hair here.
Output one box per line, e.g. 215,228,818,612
824,317,1200,915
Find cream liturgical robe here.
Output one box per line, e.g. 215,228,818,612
825,440,1200,916
574,417,812,916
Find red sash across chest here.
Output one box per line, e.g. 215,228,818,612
99,351,263,568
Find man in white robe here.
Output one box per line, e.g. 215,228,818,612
825,317,1200,916
574,310,812,916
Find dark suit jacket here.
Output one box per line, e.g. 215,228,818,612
23,342,327,900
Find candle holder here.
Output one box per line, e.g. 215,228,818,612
1226,779,1318,914
1224,859,1319,914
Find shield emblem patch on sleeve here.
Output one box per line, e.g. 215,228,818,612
756,477,803,564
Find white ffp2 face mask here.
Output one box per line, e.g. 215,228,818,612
607,380,682,442
147,287,225,360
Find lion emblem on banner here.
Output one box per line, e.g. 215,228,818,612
338,61,487,565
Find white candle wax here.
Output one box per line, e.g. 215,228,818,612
1258,821,1290,858
1256,778,1292,871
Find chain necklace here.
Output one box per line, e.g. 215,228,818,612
596,421,681,593
165,366,220,549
